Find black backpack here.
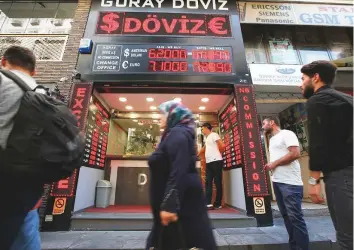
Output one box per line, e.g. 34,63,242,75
0,69,85,183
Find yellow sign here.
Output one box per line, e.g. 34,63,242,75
253,197,266,214
52,197,67,215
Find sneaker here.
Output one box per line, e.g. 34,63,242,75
214,205,222,210
207,204,214,210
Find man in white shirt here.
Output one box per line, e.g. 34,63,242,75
262,117,309,250
199,123,225,210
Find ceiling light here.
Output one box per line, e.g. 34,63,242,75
152,114,160,119
199,106,206,110
150,106,157,110
133,119,138,122
130,113,137,118
125,105,133,110
119,97,127,102
146,97,154,102
201,97,209,103
174,97,182,102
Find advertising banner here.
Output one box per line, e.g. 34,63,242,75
249,64,302,86
239,2,354,27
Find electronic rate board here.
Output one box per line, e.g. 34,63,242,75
92,44,235,75
219,98,243,170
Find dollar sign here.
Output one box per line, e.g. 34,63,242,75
100,13,119,34
124,48,130,57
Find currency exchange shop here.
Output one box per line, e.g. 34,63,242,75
41,0,273,231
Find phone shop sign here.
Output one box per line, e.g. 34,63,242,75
239,2,354,27
249,64,302,86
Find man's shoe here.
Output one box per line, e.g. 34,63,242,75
214,205,222,210
207,204,214,210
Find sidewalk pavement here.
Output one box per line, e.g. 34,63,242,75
41,216,339,250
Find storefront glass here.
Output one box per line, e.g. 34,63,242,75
295,27,330,64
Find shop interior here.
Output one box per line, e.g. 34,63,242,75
74,85,250,213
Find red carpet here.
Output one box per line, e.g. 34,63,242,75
84,205,240,214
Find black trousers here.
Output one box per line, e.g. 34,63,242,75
324,166,353,250
205,160,223,207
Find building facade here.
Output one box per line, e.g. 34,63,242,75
1,0,352,232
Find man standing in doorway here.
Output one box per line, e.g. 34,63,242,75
262,117,309,250
300,60,353,250
199,123,225,210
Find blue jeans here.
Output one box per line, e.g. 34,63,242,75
273,182,309,250
10,209,41,250
324,167,353,250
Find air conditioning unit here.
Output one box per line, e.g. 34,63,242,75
30,19,40,26
52,20,63,26
11,20,23,27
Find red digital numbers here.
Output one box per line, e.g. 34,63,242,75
149,61,188,72
192,50,230,60
148,49,187,59
192,62,232,73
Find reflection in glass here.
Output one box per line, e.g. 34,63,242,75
295,27,330,64
325,27,353,61
267,28,299,65
242,25,268,64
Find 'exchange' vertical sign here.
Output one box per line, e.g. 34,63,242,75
234,85,269,197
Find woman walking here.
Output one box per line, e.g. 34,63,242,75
146,100,216,250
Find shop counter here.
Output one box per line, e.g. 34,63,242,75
105,155,201,206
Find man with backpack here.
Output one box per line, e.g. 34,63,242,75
0,46,84,250
300,60,353,250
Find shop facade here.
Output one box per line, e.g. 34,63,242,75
238,0,353,201
41,0,275,231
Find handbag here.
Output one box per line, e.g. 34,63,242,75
149,222,202,250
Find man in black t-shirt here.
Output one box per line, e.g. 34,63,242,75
300,60,353,250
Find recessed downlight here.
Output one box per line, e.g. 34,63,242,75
119,97,127,102
174,97,182,102
199,106,206,110
150,106,157,110
125,105,133,110
146,97,154,102
201,97,209,103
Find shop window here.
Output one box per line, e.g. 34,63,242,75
0,1,76,34
241,24,268,64
295,27,330,64
266,27,300,65
325,27,353,60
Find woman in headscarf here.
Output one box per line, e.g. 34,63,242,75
146,100,217,250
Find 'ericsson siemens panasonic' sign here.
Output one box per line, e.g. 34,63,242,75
101,0,229,10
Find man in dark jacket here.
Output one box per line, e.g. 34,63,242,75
300,60,353,250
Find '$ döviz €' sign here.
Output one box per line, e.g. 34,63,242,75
96,12,232,37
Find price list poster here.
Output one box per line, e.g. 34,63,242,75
83,98,110,169
219,98,243,170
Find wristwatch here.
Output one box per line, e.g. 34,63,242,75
308,177,321,185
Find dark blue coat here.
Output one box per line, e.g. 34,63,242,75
146,125,216,250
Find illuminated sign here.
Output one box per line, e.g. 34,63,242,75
96,12,232,37
83,98,110,169
92,44,235,75
234,85,269,197
100,0,229,11
219,98,243,170
50,170,77,197
51,83,92,197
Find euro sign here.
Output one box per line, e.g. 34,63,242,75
100,13,119,33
